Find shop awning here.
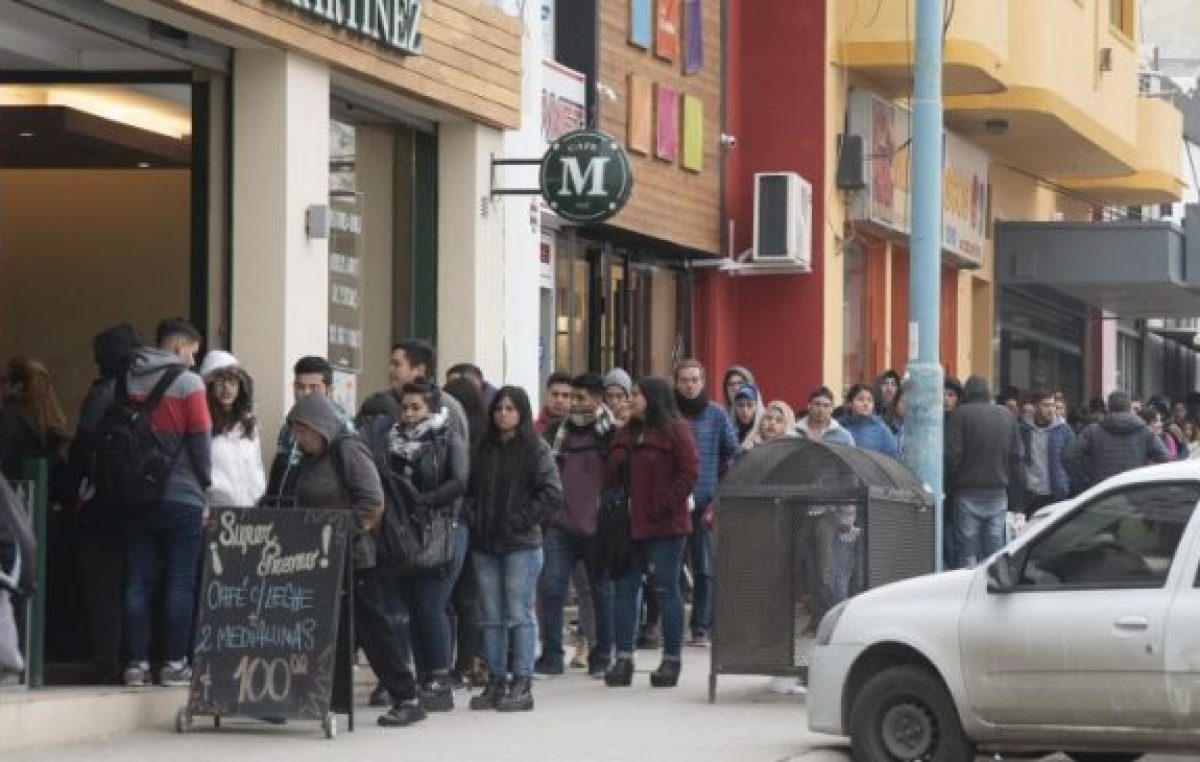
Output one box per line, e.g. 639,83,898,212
996,216,1200,318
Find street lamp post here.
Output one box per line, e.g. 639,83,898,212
903,0,947,571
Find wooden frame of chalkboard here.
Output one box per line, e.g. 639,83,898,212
177,507,356,738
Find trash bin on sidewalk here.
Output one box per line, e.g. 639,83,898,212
709,438,933,702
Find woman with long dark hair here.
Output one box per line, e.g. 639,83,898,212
441,375,487,686
466,386,562,712
199,351,265,507
69,323,142,684
0,357,68,482
604,377,699,688
371,379,469,716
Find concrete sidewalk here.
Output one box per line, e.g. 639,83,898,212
2,650,830,762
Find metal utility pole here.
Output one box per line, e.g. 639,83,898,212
904,0,946,570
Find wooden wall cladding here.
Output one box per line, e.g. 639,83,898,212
599,0,721,255
155,0,522,129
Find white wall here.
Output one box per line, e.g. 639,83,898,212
231,49,330,459
501,0,546,399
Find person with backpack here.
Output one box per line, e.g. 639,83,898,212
360,379,468,713
283,392,424,728
68,322,143,685
114,318,212,687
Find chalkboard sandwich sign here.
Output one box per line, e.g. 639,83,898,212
178,507,354,738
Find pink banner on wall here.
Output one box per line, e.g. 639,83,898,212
655,84,679,162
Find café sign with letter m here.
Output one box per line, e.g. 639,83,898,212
539,130,633,224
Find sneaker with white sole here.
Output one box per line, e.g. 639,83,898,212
123,663,150,687
159,663,192,687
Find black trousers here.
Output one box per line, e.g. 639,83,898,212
78,529,124,683
354,569,417,703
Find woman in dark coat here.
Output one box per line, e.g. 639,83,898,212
376,380,468,711
466,386,562,712
603,377,699,689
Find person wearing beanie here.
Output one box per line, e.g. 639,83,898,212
202,352,265,508
603,368,633,426
944,375,1025,569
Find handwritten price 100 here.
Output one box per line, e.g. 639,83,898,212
232,654,308,703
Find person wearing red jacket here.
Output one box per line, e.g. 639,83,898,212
602,377,699,689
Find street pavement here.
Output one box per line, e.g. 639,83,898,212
3,649,1193,761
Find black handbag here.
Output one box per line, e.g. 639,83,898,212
596,460,634,576
376,472,456,577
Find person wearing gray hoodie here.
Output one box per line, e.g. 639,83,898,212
120,318,211,689
284,393,426,728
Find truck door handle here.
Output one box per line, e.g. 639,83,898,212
1114,616,1150,630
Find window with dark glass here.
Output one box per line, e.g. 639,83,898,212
1018,483,1200,589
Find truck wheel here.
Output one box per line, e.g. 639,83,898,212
849,664,974,762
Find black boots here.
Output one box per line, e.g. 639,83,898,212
470,677,535,712
604,656,635,687
377,699,427,727
420,677,454,712
649,658,681,688
496,677,534,712
469,678,507,710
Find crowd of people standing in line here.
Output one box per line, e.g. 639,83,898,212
1,320,1195,716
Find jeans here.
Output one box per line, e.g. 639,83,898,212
474,548,543,679
614,535,687,659
451,552,479,674
687,507,714,636
355,569,418,702
396,523,468,677
954,487,1008,569
536,527,612,665
122,501,204,664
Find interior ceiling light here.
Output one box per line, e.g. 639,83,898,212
17,131,34,138
0,85,191,140
137,162,153,168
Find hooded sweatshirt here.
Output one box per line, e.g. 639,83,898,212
796,414,856,447
1066,412,1170,489
286,393,384,569
124,347,212,508
1020,413,1074,500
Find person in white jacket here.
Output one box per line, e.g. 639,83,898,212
198,351,265,507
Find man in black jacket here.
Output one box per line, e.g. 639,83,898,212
1065,390,1169,490
944,376,1024,569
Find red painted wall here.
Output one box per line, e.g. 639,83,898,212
693,1,827,408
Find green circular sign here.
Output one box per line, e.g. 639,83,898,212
540,130,634,224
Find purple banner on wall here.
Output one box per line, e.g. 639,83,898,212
683,0,703,73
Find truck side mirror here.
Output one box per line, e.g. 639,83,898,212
987,552,1018,594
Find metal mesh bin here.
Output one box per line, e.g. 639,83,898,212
708,438,933,702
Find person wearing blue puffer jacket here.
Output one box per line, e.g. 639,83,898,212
838,384,900,458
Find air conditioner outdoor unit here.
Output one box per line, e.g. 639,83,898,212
752,172,812,271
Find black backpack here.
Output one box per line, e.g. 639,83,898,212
90,366,186,508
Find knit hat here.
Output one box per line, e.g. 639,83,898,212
198,350,239,379
734,383,759,402
604,367,633,396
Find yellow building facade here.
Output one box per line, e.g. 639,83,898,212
823,0,1184,395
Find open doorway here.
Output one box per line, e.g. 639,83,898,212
0,78,198,425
